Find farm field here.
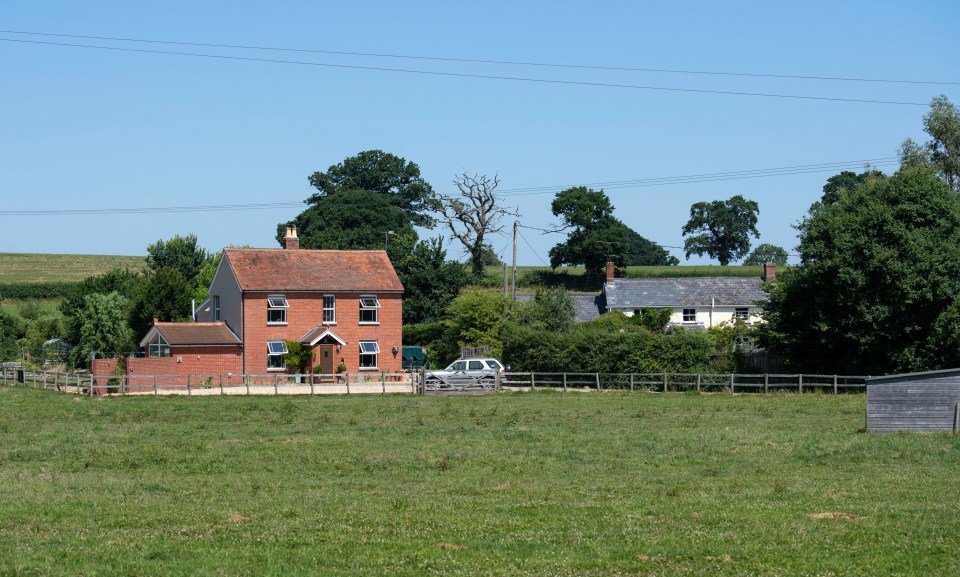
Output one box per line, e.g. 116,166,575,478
0,253,146,284
1,388,957,576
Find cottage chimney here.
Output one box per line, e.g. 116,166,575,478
763,262,776,281
605,260,615,284
284,225,299,250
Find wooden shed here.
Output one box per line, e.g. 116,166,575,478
867,369,960,433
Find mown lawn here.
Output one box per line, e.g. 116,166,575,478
0,387,957,576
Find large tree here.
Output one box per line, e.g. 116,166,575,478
743,243,788,266
306,149,438,228
76,292,136,365
819,169,887,206
437,173,518,277
60,267,141,361
681,195,760,265
277,189,418,261
129,267,194,339
146,233,207,289
549,187,675,278
394,238,469,325
759,168,960,375
899,95,960,192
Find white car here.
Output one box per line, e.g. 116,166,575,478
425,357,507,389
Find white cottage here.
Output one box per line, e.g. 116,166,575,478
601,262,774,329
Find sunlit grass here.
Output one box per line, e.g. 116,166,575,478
0,387,957,576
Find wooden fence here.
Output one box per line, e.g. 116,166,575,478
2,367,868,396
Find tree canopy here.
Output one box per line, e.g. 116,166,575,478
437,173,518,277
394,238,469,325
681,195,760,265
743,243,788,266
306,150,438,228
759,168,960,375
76,292,135,363
146,233,207,289
129,267,194,339
277,189,418,261
549,187,676,278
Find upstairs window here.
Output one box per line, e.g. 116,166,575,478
682,308,697,323
267,340,288,370
148,333,170,358
734,307,750,321
359,295,380,324
323,295,336,323
267,295,288,324
359,340,379,369
213,295,221,321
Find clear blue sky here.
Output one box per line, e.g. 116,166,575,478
2,1,957,265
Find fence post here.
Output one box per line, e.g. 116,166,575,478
246,376,250,396
764,374,769,394
90,374,95,396
596,373,601,391
381,371,386,395
563,373,567,392
345,373,351,395
310,374,315,395
274,375,278,395
495,370,501,392
531,373,536,390
730,373,735,394
833,374,838,395
630,373,634,392
188,374,192,396
154,374,158,395
697,373,701,393
799,374,804,394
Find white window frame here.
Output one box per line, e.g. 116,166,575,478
323,295,336,324
359,295,380,324
734,307,750,321
359,340,379,369
267,295,288,325
682,308,697,323
213,295,221,322
267,340,288,370
149,333,170,358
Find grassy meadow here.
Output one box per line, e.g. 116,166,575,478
1,387,957,576
0,253,146,284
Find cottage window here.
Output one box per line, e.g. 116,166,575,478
323,295,336,324
682,308,697,323
734,307,750,321
359,340,379,369
267,340,288,370
359,295,380,324
213,295,221,321
267,295,288,324
148,333,170,358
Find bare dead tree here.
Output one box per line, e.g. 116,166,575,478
437,173,519,276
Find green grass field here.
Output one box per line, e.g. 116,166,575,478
0,253,146,284
1,387,956,576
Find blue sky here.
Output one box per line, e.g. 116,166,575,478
2,1,957,266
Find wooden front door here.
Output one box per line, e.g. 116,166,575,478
317,344,335,378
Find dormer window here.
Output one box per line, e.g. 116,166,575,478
148,333,170,358
267,295,288,324
359,295,380,324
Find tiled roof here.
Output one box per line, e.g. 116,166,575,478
604,277,767,309
224,248,403,292
514,293,604,323
154,322,241,346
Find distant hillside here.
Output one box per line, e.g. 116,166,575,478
0,253,147,284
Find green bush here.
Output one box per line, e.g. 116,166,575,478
0,282,79,300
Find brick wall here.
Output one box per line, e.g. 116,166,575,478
242,291,403,374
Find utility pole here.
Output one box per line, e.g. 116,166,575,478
511,220,518,302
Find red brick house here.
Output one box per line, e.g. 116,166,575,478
190,226,404,375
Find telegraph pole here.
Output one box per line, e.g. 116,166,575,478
511,220,518,301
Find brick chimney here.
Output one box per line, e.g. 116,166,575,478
763,262,776,281
606,260,615,284
284,225,299,250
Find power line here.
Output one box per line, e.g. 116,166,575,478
0,157,900,216
517,229,551,266
3,30,957,87
0,38,931,107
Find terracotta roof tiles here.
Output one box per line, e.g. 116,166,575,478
224,248,403,292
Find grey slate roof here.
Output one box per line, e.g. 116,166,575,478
514,293,604,323
604,277,767,309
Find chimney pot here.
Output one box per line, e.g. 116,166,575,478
284,225,300,250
